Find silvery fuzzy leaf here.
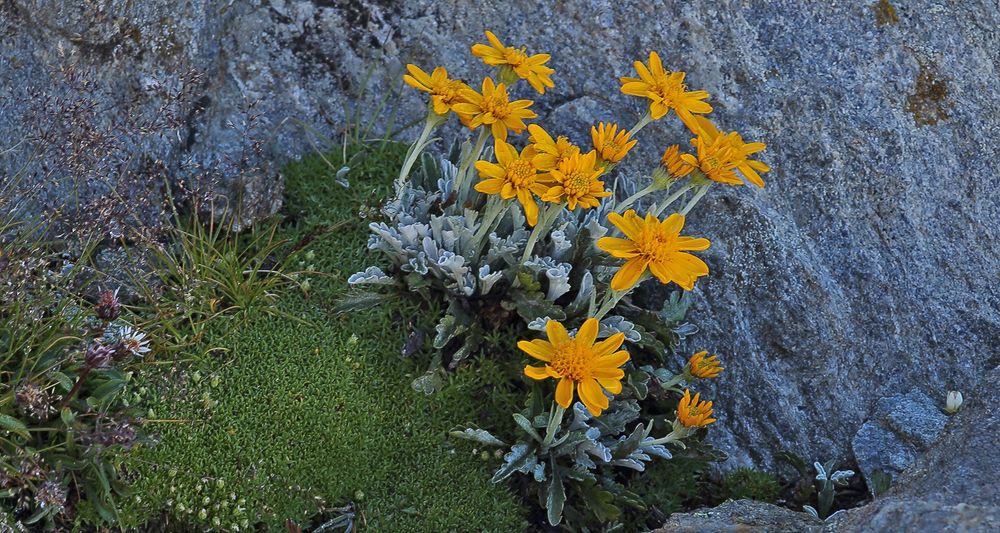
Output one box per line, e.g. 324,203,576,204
566,271,594,315
347,266,394,285
591,400,641,436
532,462,547,482
433,314,466,349
641,439,672,460
399,222,430,247
803,505,819,519
369,222,405,254
599,316,643,343
549,229,572,260
527,316,553,332
814,461,828,481
523,255,559,274
436,251,470,284
422,235,440,259
457,272,476,297
830,470,855,484
450,428,507,447
492,443,538,483
478,265,503,294
366,233,380,251
673,322,699,340
582,212,610,242
406,254,429,275
545,263,573,301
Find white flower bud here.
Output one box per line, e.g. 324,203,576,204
945,390,963,414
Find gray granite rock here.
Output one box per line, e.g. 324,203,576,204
851,389,948,487
851,423,918,488
655,499,823,533
2,0,999,474
830,366,1000,531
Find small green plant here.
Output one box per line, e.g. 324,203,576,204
719,468,780,503
803,460,855,520
1,217,147,529
134,203,308,360
869,469,892,498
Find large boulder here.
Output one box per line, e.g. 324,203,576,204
829,365,1000,531
2,0,998,472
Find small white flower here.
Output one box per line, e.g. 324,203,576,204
945,390,963,414
118,325,151,356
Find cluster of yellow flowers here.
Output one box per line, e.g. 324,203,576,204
403,32,769,431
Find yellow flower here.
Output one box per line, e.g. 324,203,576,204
474,139,549,226
619,52,712,132
677,389,716,428
540,150,612,210
403,64,471,115
520,318,629,416
688,351,724,379
528,124,580,170
680,133,742,186
591,122,637,164
690,117,770,188
596,210,710,292
453,77,537,141
471,31,555,94
661,144,695,178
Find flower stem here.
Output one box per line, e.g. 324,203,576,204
594,289,628,321
519,203,562,264
627,111,653,138
651,182,696,217
454,128,491,204
471,197,508,255
396,111,443,194
616,183,658,213
58,367,92,411
541,403,566,448
680,183,712,216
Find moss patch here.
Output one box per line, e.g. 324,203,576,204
120,142,527,531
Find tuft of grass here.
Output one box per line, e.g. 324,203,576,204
119,142,527,531
718,468,781,504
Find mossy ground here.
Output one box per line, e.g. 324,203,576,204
119,141,528,531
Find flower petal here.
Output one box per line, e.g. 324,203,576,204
546,319,571,345
576,318,599,347
524,365,551,380
611,258,649,292
579,378,609,416
555,378,575,408
518,339,556,361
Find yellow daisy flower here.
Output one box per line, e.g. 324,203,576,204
540,150,612,210
520,318,629,417
528,124,580,170
403,64,471,115
661,144,695,179
690,117,770,188
591,122,638,164
453,77,537,141
471,31,555,94
474,139,549,226
688,351,724,379
596,210,710,292
680,133,743,186
619,52,712,132
677,389,716,428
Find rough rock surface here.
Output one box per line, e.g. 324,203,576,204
2,1,999,471
851,390,947,487
654,499,822,533
829,365,1000,531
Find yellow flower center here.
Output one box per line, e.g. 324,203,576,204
507,159,535,187
637,228,676,263
549,341,594,382
502,46,528,67
602,140,620,154
687,405,704,417
483,93,511,119
435,80,466,104
565,171,593,196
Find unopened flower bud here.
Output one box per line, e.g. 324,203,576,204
96,289,121,321
84,343,115,369
945,390,963,414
